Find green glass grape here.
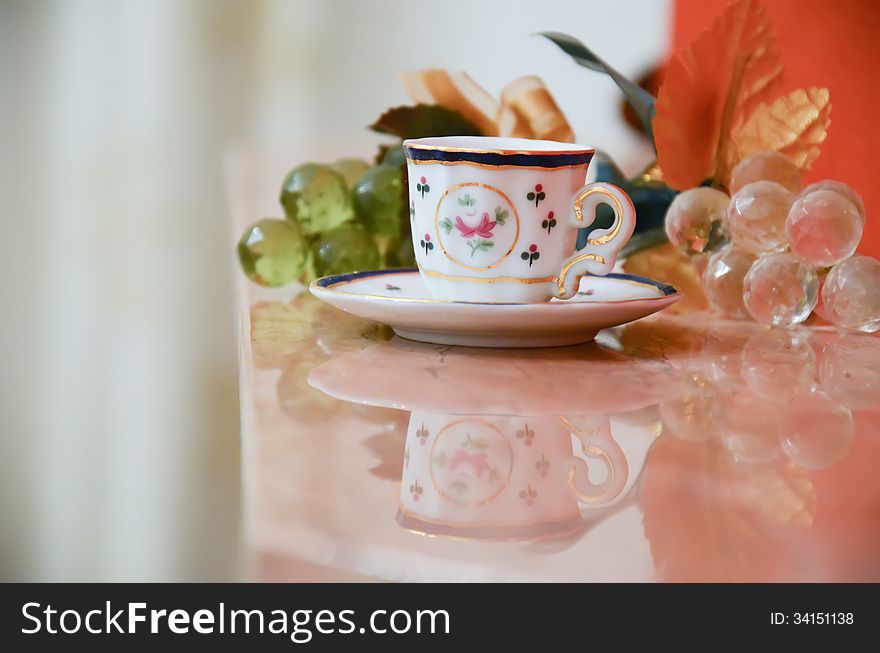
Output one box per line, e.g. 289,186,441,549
331,158,370,188
353,165,404,238
238,218,307,287
280,163,354,235
387,233,416,268
313,223,381,276
381,145,406,168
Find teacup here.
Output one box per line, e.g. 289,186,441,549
398,412,630,540
403,136,636,302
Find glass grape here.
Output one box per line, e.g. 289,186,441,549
727,181,795,255
331,158,370,188
730,150,803,194
821,256,880,332
702,246,756,318
238,218,307,287
664,187,730,256
800,180,866,224
352,165,404,238
312,223,381,276
381,145,406,168
280,163,354,236
786,189,863,267
743,253,818,326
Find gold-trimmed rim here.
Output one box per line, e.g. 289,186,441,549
406,157,591,170
309,271,679,306
404,143,596,156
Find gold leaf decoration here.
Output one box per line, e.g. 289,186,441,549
400,70,574,142
498,76,575,142
653,0,783,190
728,87,831,176
623,242,709,314
399,69,500,136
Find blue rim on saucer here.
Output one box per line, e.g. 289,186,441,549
313,268,678,304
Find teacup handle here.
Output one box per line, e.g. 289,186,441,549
555,182,636,299
562,416,629,506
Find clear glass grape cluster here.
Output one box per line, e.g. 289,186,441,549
665,150,876,331
238,153,414,287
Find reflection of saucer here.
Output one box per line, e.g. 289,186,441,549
309,269,680,347
308,337,682,416
395,509,586,542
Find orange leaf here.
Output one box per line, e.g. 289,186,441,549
728,87,831,177
654,0,783,190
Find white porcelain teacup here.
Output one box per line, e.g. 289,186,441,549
404,136,636,302
397,412,629,540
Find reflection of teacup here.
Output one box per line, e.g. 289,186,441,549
308,336,672,542
398,412,628,540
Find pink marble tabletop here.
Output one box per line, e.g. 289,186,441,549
231,151,880,582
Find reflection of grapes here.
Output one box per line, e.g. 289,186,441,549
313,224,381,276
280,163,354,235
237,218,307,287
277,350,340,424
780,389,854,470
331,158,370,188
353,165,404,238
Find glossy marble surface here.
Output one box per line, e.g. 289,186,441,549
240,284,880,582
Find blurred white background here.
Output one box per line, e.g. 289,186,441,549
0,0,670,581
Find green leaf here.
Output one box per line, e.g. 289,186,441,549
538,31,656,147
467,239,494,256
369,104,483,140
439,217,453,234
494,207,509,225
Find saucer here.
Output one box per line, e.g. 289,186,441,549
309,268,681,348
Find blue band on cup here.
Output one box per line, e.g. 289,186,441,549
404,146,594,169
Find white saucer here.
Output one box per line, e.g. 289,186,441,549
309,268,681,348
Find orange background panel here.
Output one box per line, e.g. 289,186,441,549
672,0,880,257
